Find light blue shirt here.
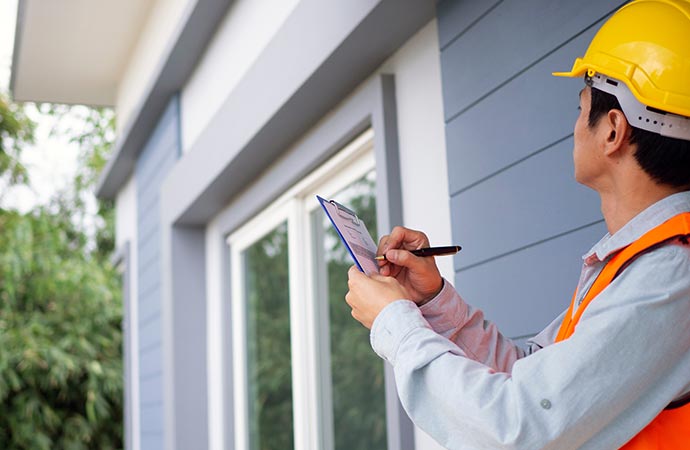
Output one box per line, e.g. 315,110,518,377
370,191,690,449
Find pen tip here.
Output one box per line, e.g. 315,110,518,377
374,255,386,261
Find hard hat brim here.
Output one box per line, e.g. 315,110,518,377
552,57,588,78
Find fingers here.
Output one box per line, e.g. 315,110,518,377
345,266,408,329
377,233,391,253
347,264,364,282
345,291,363,324
349,265,393,288
347,265,368,292
379,226,430,254
383,248,423,271
345,266,360,311
392,226,430,249
377,227,430,276
346,267,371,328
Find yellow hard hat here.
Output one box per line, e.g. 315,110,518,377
554,0,690,123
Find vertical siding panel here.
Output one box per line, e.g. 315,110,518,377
437,1,618,337
135,97,180,449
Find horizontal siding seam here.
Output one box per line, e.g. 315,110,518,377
138,310,161,328
140,433,165,438
137,282,160,302
456,218,605,273
439,0,505,52
137,193,161,220
443,2,626,124
139,369,163,381
137,219,160,245
137,150,178,193
140,404,164,412
450,133,573,198
139,341,162,356
138,134,177,171
138,248,162,271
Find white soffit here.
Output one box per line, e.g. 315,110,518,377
11,0,154,106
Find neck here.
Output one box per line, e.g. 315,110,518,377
600,183,683,235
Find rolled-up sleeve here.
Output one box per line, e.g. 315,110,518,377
418,279,526,372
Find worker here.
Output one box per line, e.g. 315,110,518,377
345,0,690,448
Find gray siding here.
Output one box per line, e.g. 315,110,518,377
437,0,627,338
135,97,180,450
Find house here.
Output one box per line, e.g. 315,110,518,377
11,0,619,449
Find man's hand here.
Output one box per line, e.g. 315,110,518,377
376,226,443,305
345,266,410,329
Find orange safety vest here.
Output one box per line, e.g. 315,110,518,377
555,212,690,449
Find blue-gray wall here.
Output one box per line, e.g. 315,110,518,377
437,0,628,339
135,97,180,450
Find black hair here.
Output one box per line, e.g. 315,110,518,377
588,86,690,189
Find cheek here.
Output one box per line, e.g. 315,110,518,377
574,111,587,137
572,145,582,176
572,121,583,159
573,111,591,155
572,117,588,179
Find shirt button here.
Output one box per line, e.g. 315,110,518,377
540,399,552,410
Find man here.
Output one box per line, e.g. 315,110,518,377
345,0,690,448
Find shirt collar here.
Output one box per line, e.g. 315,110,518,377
583,190,690,264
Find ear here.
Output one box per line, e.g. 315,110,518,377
602,109,632,157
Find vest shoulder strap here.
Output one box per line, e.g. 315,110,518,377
556,212,690,341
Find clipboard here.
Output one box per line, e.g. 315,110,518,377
316,195,379,275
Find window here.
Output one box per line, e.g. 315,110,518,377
229,129,387,450
244,221,293,450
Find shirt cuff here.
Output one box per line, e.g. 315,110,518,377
418,278,467,330
370,299,431,365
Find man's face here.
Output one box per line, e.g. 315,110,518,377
573,87,604,188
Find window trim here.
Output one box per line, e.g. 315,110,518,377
209,73,411,450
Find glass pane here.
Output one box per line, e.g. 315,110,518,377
243,222,294,450
317,170,388,450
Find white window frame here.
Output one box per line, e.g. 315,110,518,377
227,128,375,450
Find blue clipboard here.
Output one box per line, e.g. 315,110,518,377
316,195,379,275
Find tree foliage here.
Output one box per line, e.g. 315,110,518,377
0,96,122,449
0,93,35,194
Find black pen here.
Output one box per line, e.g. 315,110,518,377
375,245,462,261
